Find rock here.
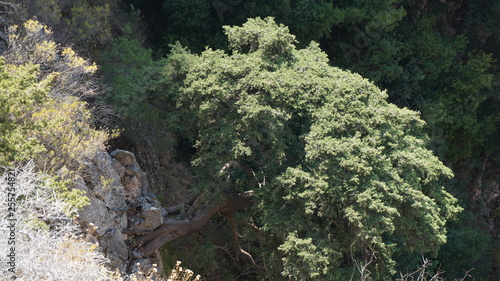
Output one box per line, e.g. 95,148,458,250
111,149,149,198
111,149,137,166
76,149,165,276
105,228,129,262
135,206,163,231
131,250,142,259
80,152,127,210
79,196,114,237
130,258,152,274
121,172,142,198
118,211,128,229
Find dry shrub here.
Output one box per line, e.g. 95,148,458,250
0,164,201,281
0,163,116,281
1,19,114,174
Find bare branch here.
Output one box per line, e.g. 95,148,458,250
0,1,18,7
215,245,237,265
0,1,18,12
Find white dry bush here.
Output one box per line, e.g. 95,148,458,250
0,162,119,281
166,261,201,281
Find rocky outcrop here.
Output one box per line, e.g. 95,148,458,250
74,149,164,275
71,148,252,278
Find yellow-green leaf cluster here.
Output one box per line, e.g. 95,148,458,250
0,20,110,174
0,56,108,172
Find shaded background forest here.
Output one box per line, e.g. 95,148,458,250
1,0,499,280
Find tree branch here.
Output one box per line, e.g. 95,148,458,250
134,191,253,256
0,1,18,9
224,213,265,275
164,193,197,214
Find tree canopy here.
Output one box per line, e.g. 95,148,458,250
134,17,461,280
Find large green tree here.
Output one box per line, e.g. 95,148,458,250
121,1,500,277
130,17,461,280
125,0,500,163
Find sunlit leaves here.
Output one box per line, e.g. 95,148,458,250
158,17,461,280
0,20,110,173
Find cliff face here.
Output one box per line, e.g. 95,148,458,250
75,149,166,275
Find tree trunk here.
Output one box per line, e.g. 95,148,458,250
135,191,253,256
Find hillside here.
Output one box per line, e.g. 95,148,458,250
1,1,498,280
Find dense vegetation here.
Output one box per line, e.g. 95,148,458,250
1,0,499,280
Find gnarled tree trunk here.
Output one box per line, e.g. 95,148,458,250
134,191,253,256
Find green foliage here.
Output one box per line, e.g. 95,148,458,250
99,32,178,162
0,57,51,165
0,20,110,173
0,67,108,171
224,17,297,58
48,0,497,278
161,0,220,52
278,231,339,279
100,35,155,119
318,1,499,165
152,17,461,280
31,97,110,172
130,0,343,54
46,175,90,215
11,0,131,57
423,51,495,161
67,0,113,50
143,0,499,165
224,0,339,47
438,211,492,280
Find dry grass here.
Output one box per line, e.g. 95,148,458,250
123,261,200,281
0,163,201,281
0,163,116,281
0,163,119,281
166,261,201,281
